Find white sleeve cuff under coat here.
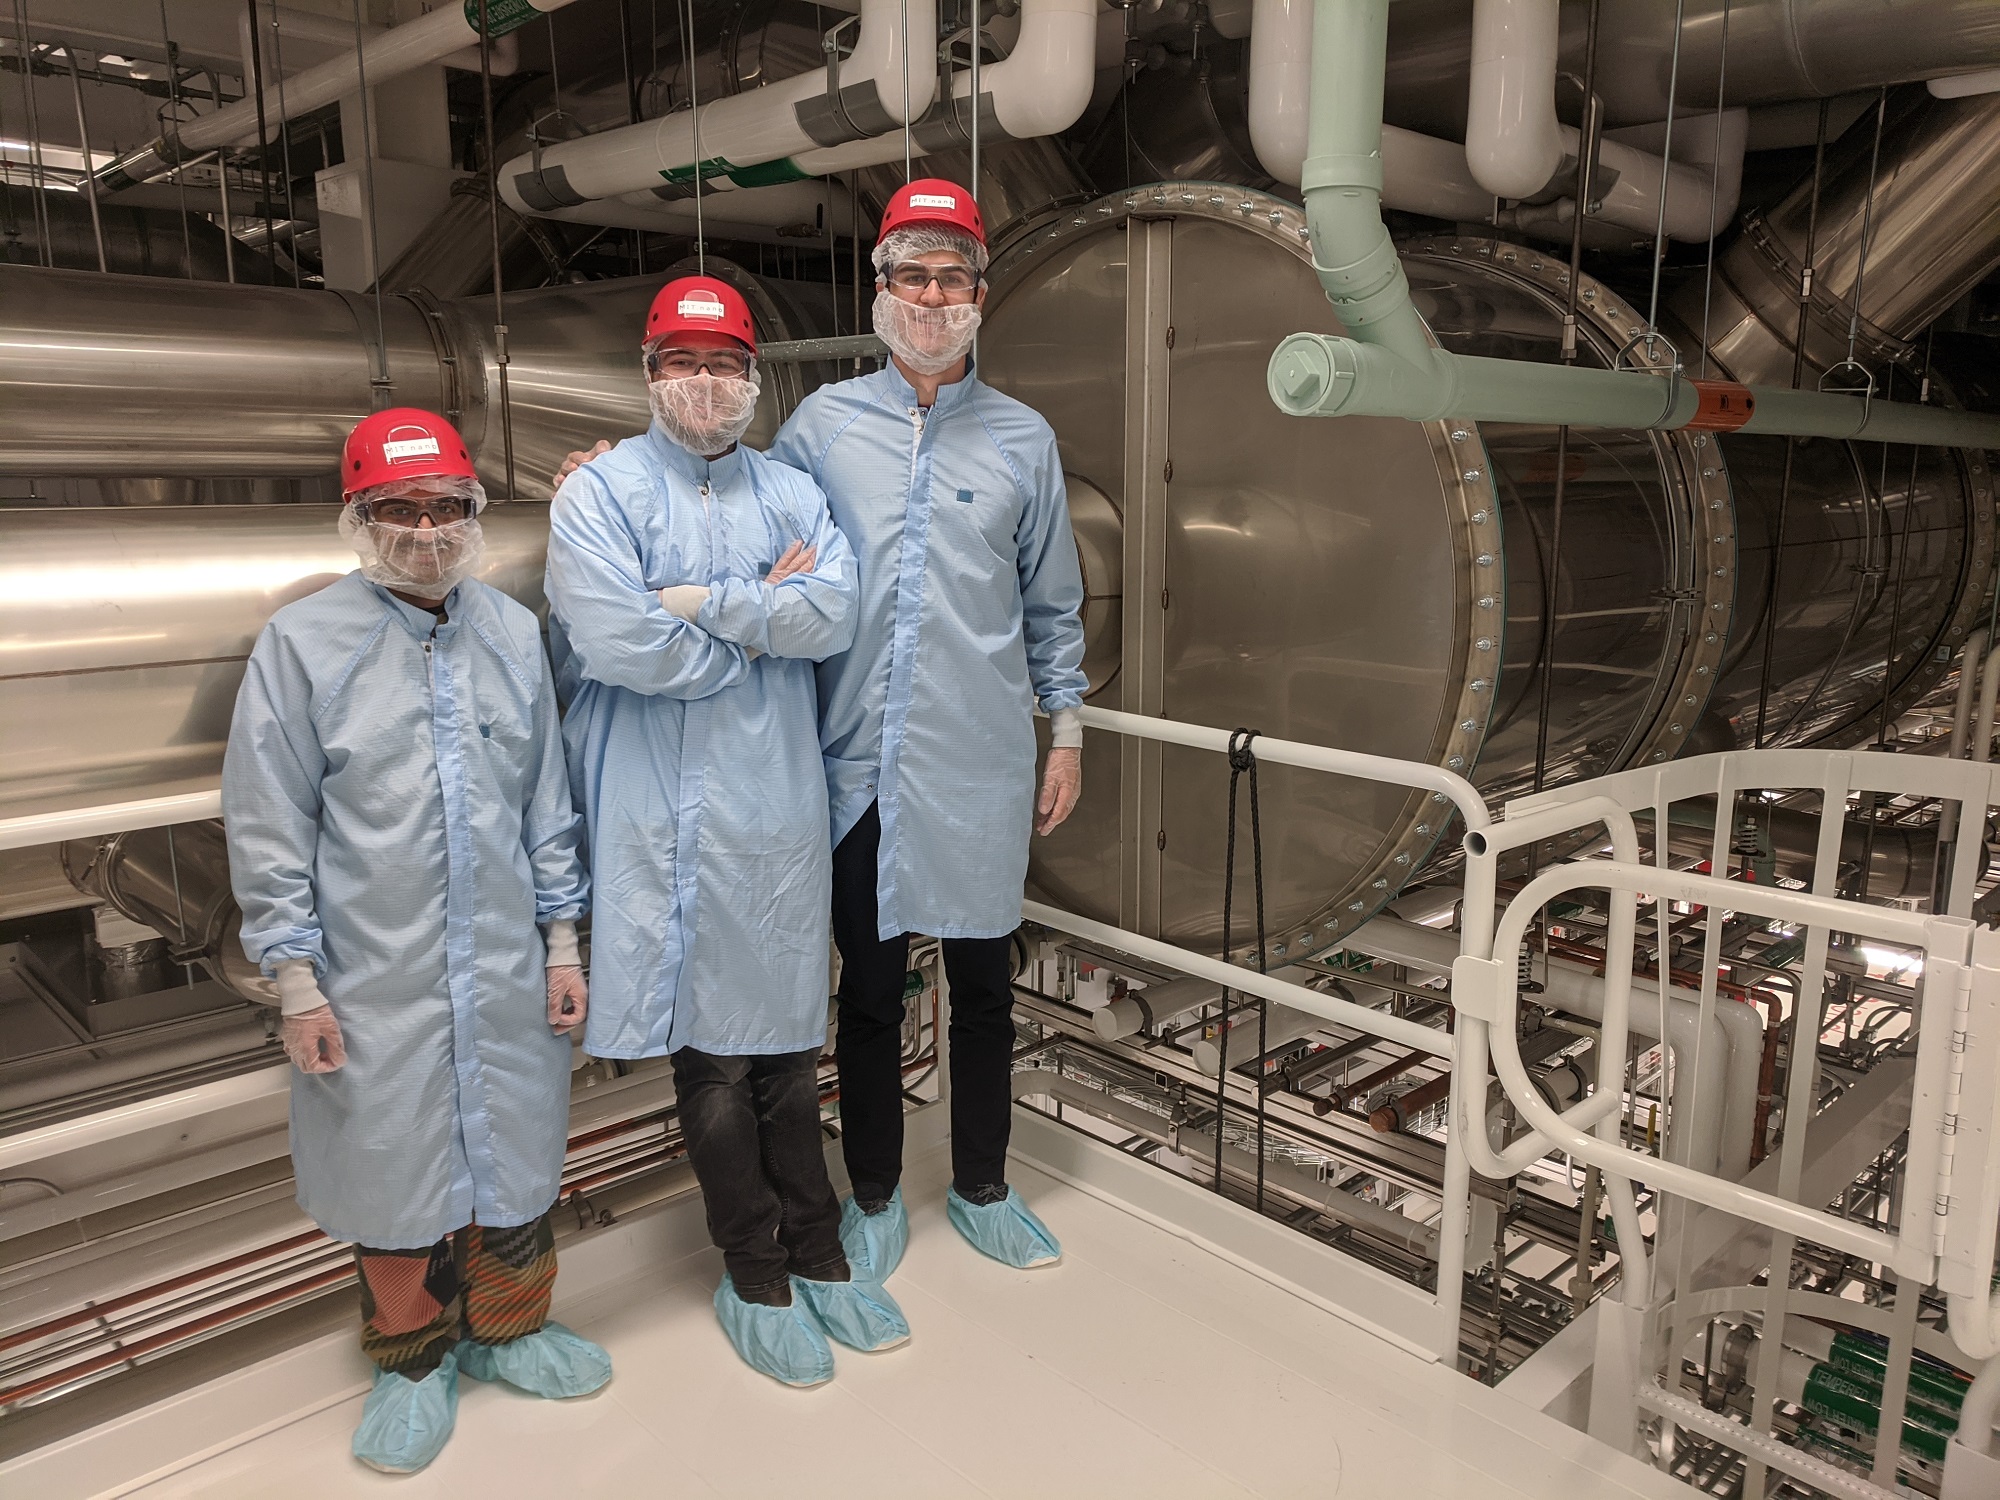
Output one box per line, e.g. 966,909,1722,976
1049,706,1084,749
272,956,329,1017
544,918,581,968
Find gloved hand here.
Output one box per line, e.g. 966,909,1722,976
547,965,588,1035
556,439,612,485
283,1005,347,1073
1036,746,1083,836
658,584,711,621
764,541,818,585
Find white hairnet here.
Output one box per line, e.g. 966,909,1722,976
347,473,490,517
872,225,988,276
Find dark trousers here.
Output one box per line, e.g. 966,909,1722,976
831,801,1017,1201
356,1213,556,1379
669,1045,848,1303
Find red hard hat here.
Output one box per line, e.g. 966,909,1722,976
878,177,986,247
340,408,478,499
644,275,757,352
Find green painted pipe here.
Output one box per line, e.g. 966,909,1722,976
1268,0,2000,452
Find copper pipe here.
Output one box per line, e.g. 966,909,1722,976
1369,1071,1453,1133
1317,1048,1428,1116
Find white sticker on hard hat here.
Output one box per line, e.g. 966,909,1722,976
382,436,443,461
678,294,727,320
909,193,957,210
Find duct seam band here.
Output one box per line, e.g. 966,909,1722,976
1300,151,1385,195
794,81,899,148
513,165,588,212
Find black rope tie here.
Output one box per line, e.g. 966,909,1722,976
1212,728,1270,1210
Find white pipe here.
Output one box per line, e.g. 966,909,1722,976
238,6,518,98
1190,999,1327,1076
796,0,1098,179
1461,0,1747,242
1347,914,1760,1178
1465,0,1564,200
1248,0,1497,223
1094,975,1222,1041
501,0,937,217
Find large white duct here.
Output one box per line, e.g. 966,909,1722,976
1345,914,1762,1179
96,0,578,193
793,0,1100,177
501,0,937,218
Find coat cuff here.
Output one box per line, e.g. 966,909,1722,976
1049,706,1084,749
272,957,329,1017
544,918,581,968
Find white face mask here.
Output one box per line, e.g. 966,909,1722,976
339,506,487,600
872,289,981,376
649,371,760,456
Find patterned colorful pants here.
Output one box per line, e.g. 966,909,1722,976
355,1213,557,1379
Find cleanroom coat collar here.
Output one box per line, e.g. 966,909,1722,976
362,577,463,636
878,354,979,414
646,419,748,486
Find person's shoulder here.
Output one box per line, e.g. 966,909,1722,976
460,577,536,633
260,571,372,643
789,372,892,436
970,378,1056,447
554,433,652,520
745,443,826,502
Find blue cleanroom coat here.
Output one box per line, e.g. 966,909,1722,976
546,427,857,1059
770,361,1089,940
224,573,588,1249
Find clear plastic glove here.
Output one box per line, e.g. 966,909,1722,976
764,541,817,585
658,583,711,621
547,965,588,1035
283,1005,347,1073
1036,745,1082,836
556,439,612,486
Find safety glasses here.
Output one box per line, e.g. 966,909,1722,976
352,496,475,527
884,261,981,295
644,345,756,380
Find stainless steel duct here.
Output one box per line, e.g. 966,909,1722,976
0,258,836,495
1675,89,2000,387
59,821,270,1001
1,184,270,284
0,505,550,830
1382,0,2000,135
1667,90,2000,750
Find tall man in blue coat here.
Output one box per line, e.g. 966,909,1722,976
770,180,1089,1277
225,409,611,1475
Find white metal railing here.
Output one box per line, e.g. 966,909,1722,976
1036,714,2000,1477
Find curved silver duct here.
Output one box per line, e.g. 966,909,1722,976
0,184,269,284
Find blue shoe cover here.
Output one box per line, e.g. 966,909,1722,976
838,1188,908,1282
792,1274,911,1352
352,1351,459,1474
714,1276,834,1388
946,1187,1062,1268
456,1322,612,1398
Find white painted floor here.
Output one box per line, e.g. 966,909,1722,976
85,1143,1687,1500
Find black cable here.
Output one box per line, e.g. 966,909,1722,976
244,0,275,284
1210,729,1268,1211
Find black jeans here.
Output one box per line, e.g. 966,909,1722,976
669,1045,848,1305
832,801,1017,1202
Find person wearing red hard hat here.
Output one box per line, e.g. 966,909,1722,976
222,406,609,1473
768,178,1088,1283
544,275,892,1388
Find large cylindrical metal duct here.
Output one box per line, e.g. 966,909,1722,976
0,505,549,831
988,187,1732,960
1382,0,2000,134
0,185,268,284
1667,90,2000,749
0,259,836,495
1676,89,2000,386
